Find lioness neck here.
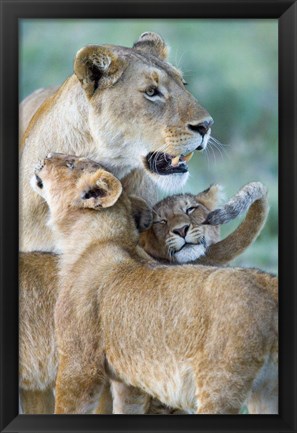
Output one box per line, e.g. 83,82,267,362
22,76,132,180
22,77,88,159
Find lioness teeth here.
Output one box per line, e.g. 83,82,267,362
171,152,193,167
183,152,194,163
171,155,181,167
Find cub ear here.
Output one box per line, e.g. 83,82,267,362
74,45,127,97
133,32,169,61
195,184,224,211
76,169,122,209
129,195,153,232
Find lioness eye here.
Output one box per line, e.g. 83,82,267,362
186,207,198,215
145,87,160,98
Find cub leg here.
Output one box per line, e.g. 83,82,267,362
55,356,104,414
195,374,250,414
246,355,278,414
96,381,187,415
194,360,262,414
20,388,55,414
111,380,150,414
94,383,113,414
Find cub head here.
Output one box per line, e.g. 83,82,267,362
31,152,121,209
140,185,223,264
73,32,213,190
30,153,152,236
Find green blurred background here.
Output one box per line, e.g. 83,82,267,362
19,19,278,273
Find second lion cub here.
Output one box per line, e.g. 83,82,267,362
140,182,269,266
31,153,278,415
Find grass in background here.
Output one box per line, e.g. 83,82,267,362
20,19,278,273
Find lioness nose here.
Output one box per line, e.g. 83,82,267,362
172,224,189,238
188,117,214,137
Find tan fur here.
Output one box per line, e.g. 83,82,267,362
18,250,174,415
19,249,184,415
19,87,58,148
140,183,268,265
94,383,113,414
101,182,269,414
19,252,59,413
20,388,55,414
31,153,278,415
20,32,212,253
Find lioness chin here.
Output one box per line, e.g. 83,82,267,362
20,31,212,253
30,153,278,415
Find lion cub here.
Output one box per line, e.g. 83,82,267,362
31,152,278,415
20,183,269,414
140,182,268,266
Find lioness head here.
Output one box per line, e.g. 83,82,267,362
74,32,213,190
140,185,223,264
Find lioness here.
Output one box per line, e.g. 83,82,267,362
20,32,212,252
31,153,278,415
140,182,268,265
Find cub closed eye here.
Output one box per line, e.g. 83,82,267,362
186,206,198,215
153,219,167,225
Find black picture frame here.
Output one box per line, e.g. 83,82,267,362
0,1,296,432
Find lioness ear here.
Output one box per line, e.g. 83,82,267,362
195,184,224,211
74,45,127,97
133,32,169,61
76,169,122,209
129,195,153,232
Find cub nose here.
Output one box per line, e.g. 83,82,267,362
188,117,214,137
172,224,190,238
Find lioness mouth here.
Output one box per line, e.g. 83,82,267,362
145,152,193,176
